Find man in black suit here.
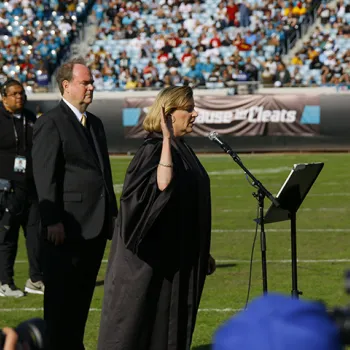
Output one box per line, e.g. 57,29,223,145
32,57,118,350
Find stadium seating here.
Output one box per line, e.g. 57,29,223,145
0,0,93,93
87,0,323,90
2,0,348,91
287,2,350,87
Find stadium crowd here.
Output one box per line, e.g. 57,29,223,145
0,0,349,91
87,0,321,90
0,0,92,93
287,1,350,86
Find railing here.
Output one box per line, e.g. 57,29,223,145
286,0,322,51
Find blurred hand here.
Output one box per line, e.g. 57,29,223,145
207,254,216,275
2,327,18,350
160,104,173,139
47,222,65,245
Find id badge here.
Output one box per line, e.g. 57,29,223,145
14,156,26,173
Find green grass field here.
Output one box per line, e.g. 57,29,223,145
1,153,350,349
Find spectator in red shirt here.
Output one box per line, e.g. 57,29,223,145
236,40,252,51
143,61,158,77
20,56,34,71
210,31,221,48
181,47,192,63
157,49,169,64
167,33,182,48
226,0,239,26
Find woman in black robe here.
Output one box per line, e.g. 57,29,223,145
98,86,216,350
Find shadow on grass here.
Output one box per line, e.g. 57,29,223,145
217,263,237,268
192,345,211,350
95,280,104,287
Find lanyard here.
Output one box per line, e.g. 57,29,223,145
12,114,27,154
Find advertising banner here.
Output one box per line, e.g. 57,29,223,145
122,95,320,138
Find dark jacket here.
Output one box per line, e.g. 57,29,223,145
32,100,118,241
0,102,36,188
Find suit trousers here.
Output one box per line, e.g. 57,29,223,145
0,186,42,284
42,232,107,350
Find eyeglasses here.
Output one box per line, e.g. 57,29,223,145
6,91,25,97
177,106,195,113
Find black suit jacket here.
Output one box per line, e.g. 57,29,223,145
32,100,118,240
0,103,36,187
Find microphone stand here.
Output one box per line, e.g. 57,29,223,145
220,146,279,295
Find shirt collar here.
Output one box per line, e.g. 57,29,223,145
62,97,87,123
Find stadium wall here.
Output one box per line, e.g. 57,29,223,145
26,88,350,153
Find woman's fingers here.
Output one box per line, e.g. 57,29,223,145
161,104,166,122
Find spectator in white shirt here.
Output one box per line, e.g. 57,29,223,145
184,13,196,31
179,0,193,13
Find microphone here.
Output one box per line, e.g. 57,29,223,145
208,131,234,154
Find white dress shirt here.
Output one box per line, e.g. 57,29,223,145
62,97,86,123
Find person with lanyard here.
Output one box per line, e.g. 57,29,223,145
0,79,44,297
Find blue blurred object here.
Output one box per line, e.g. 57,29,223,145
213,293,343,350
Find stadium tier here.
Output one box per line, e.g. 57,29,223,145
0,0,93,92
288,2,350,86
0,0,349,91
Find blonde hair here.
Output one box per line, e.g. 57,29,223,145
143,86,193,133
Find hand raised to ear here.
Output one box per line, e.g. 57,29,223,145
160,104,173,139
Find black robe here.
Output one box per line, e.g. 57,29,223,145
98,133,212,350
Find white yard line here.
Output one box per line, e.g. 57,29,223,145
309,193,350,197
214,259,350,263
218,193,350,199
15,227,350,264
212,228,350,233
208,167,291,176
221,208,348,213
14,258,350,264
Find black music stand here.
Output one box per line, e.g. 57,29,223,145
263,162,324,299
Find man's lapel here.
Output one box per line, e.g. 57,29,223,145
87,113,105,174
59,101,101,170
